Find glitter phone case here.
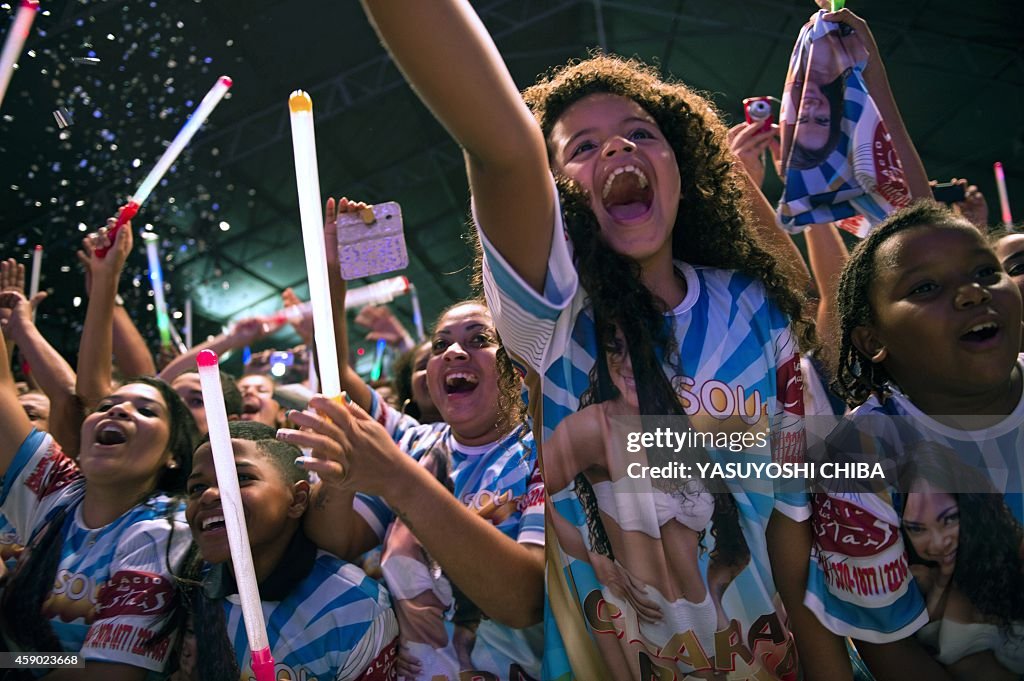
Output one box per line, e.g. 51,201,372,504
336,201,408,280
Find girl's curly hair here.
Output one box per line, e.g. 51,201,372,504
519,53,814,351
833,202,981,407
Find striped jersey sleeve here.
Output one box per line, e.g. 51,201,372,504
473,181,578,373
0,429,83,545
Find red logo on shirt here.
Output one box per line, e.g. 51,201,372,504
812,495,898,557
24,446,80,499
776,354,804,417
94,570,175,618
354,637,398,680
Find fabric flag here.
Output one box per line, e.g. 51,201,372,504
777,11,912,237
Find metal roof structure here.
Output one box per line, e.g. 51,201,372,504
1,0,1021,364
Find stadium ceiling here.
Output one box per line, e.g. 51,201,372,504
1,0,1021,362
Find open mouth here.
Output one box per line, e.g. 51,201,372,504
241,397,261,417
445,371,479,395
95,423,128,446
601,165,653,222
200,514,226,533
960,321,999,344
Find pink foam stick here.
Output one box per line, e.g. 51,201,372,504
0,0,39,110
97,76,232,258
995,162,1013,227
195,350,275,681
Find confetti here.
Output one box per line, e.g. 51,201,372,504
52,107,71,128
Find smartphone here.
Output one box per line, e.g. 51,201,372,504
336,201,408,280
932,182,966,204
743,96,773,133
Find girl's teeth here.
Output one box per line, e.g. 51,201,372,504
601,165,649,199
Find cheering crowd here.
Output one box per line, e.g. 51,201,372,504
1,1,1021,680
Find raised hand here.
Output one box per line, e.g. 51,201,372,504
727,122,780,188
324,196,371,272
81,217,134,283
279,393,413,499
354,304,414,350
0,259,46,317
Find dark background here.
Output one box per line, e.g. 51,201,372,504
1,0,1021,369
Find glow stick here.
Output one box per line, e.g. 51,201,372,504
995,162,1013,228
167,318,187,355
289,90,340,397
264,301,312,327
142,232,172,348
344,275,410,310
0,0,38,110
370,338,387,382
409,283,424,341
96,75,232,258
195,350,275,681
184,298,193,349
29,244,41,322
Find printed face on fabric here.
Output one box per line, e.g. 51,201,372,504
186,438,303,565
549,93,681,267
426,303,502,446
902,479,960,575
78,382,174,487
857,225,1023,406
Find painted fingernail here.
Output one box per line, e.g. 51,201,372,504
294,456,314,467
343,392,352,404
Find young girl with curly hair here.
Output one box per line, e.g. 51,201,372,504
810,201,1024,680
356,2,851,679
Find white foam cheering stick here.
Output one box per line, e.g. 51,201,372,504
196,350,275,681
289,90,341,397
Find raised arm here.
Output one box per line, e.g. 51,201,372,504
158,317,270,383
76,221,133,409
0,291,82,455
322,197,383,413
111,306,157,377
804,223,849,358
0,325,33,477
728,122,812,291
360,0,554,292
286,395,544,628
77,239,157,378
824,8,931,201
736,159,812,291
